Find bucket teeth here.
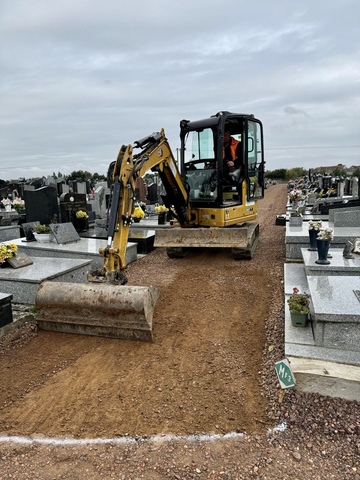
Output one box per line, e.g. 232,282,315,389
87,269,128,285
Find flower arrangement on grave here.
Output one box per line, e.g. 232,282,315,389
154,205,168,214
308,220,322,231
135,201,146,211
34,224,52,234
76,210,89,219
12,198,25,213
288,189,302,202
0,242,18,264
132,206,145,220
317,227,333,241
1,198,12,209
287,287,310,314
326,188,336,196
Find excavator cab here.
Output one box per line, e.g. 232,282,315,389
180,112,265,217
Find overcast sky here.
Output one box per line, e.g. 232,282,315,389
1,0,359,181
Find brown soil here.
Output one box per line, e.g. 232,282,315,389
0,183,358,480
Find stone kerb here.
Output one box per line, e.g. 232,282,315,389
285,221,360,261
333,209,360,227
301,248,360,276
308,275,360,353
0,226,21,242
328,206,360,223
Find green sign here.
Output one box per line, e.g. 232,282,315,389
275,359,296,389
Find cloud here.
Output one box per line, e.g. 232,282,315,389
0,0,359,180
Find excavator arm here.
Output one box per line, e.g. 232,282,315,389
89,129,190,284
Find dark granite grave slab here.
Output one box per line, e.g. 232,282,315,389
24,186,59,224
129,229,155,254
59,192,87,224
0,292,13,327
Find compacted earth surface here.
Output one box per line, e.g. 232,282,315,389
0,183,359,479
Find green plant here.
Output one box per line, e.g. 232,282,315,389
34,224,52,234
287,287,310,314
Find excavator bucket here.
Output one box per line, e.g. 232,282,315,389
35,282,160,341
154,222,260,259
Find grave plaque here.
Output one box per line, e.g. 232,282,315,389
7,252,33,269
21,221,40,242
343,241,354,259
50,222,81,244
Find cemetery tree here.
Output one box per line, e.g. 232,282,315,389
68,170,93,181
265,168,287,181
52,171,65,180
286,167,307,180
332,167,346,177
352,167,360,177
92,172,106,181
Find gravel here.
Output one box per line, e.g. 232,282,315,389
0,183,359,480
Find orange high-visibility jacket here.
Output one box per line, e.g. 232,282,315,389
223,137,240,161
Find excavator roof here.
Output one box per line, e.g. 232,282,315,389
180,112,256,135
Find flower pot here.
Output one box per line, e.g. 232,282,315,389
133,217,141,223
34,233,54,243
290,312,308,327
158,213,166,225
308,229,318,251
75,218,88,232
289,215,302,226
4,205,12,212
316,239,330,265
291,200,299,211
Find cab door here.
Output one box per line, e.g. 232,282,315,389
246,119,265,200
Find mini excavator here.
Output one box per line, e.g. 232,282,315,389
36,111,265,341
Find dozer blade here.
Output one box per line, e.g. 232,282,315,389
154,222,259,259
35,281,160,341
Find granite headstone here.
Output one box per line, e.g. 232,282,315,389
23,186,59,224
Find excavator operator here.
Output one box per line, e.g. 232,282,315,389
223,130,243,183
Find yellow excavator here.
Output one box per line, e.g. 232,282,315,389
36,111,265,341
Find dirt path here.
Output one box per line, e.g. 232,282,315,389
0,186,287,439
